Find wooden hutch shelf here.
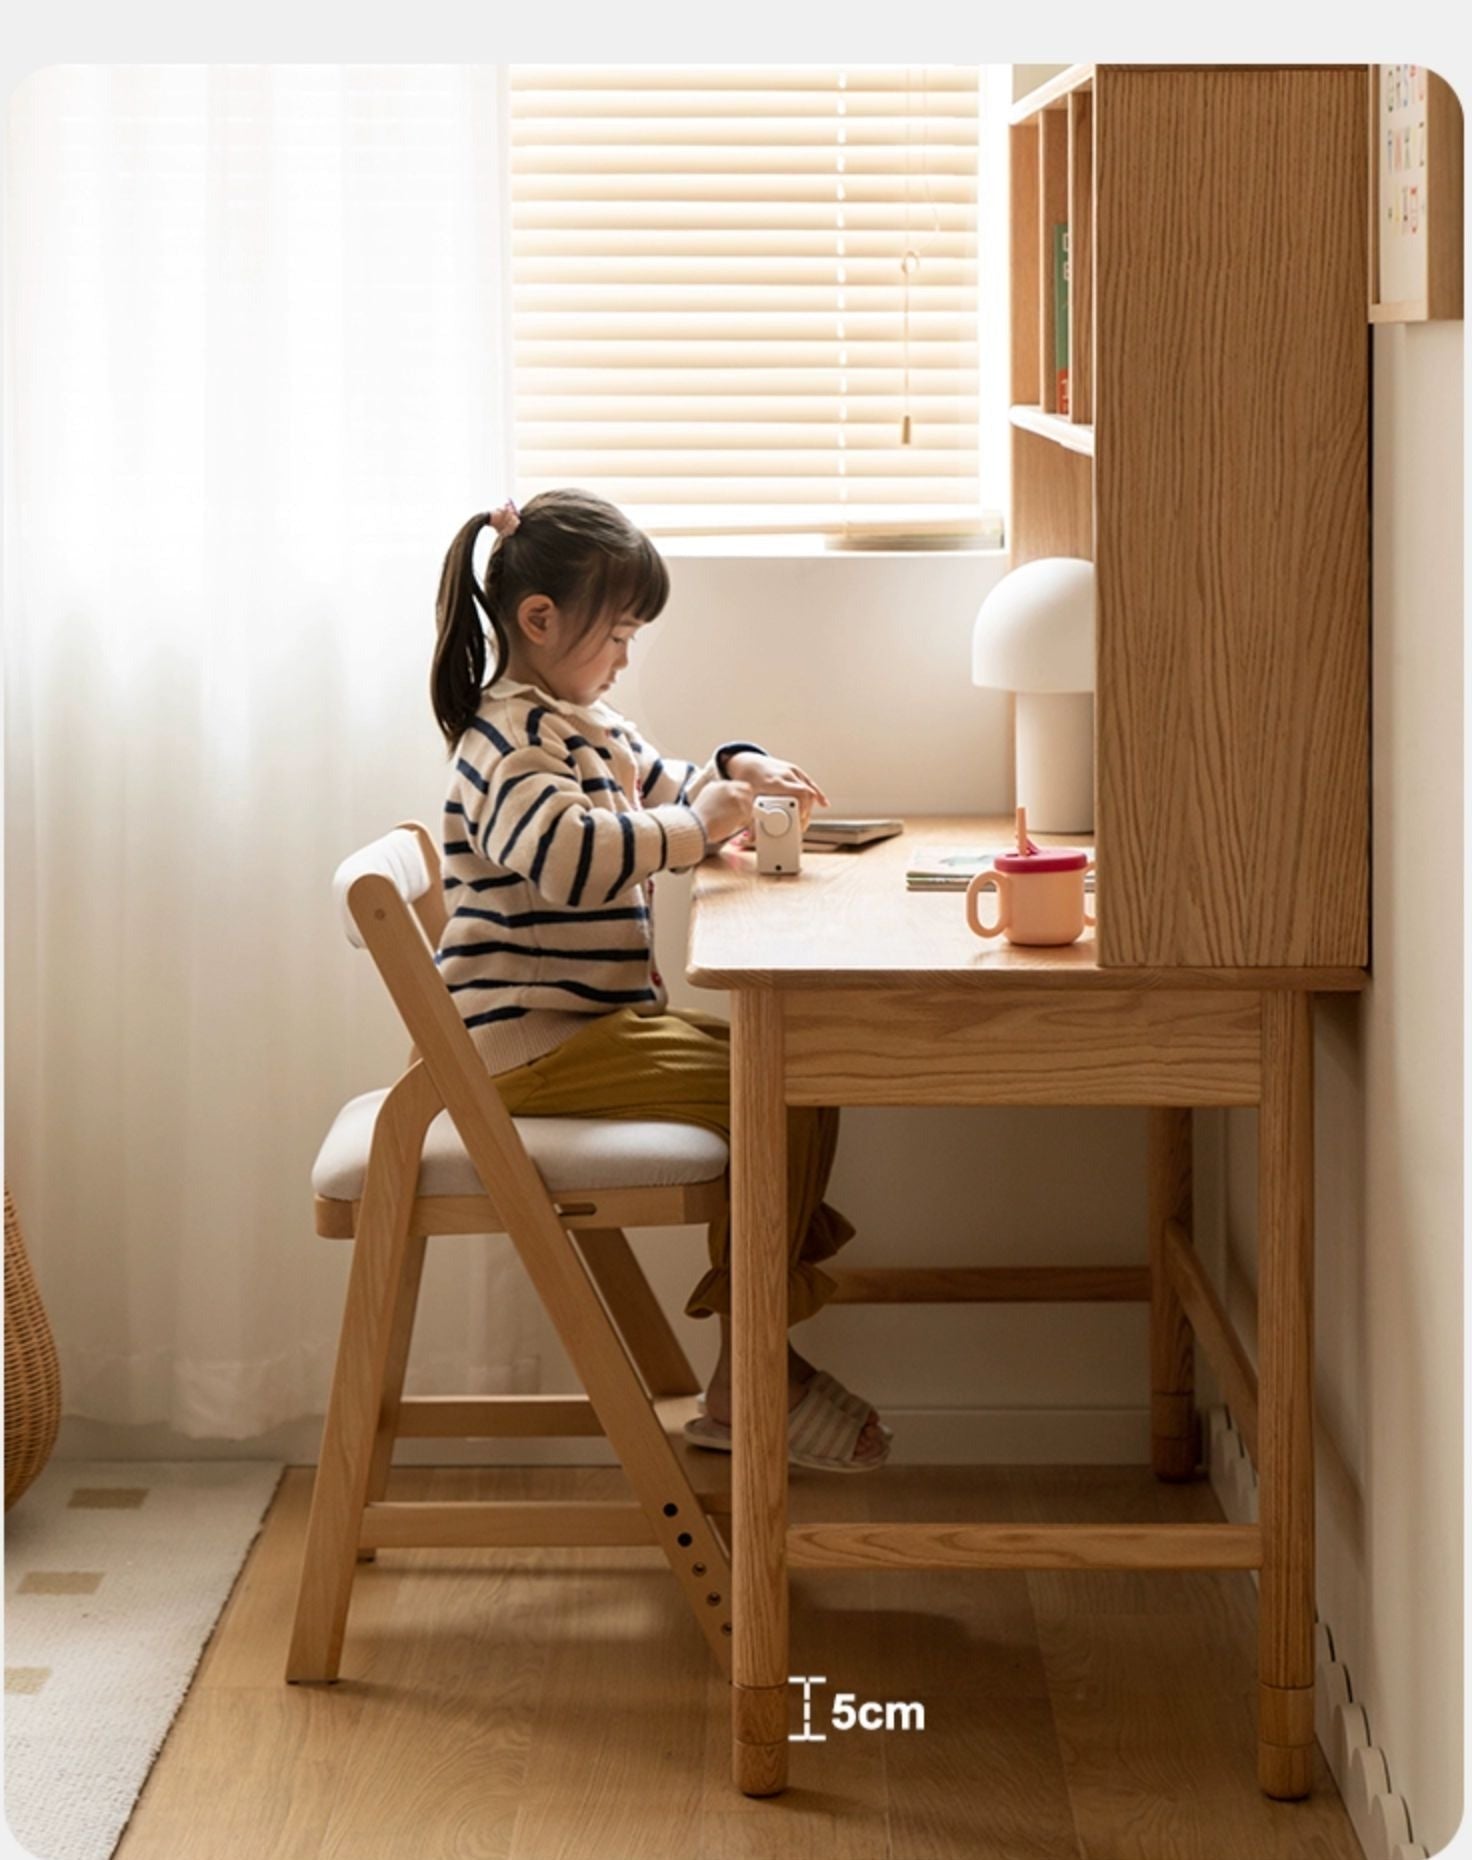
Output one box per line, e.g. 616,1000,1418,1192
1008,404,1095,456
1008,64,1095,125
1008,65,1370,973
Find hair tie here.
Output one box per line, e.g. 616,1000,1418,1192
488,499,520,538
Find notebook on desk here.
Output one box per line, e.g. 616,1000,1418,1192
905,847,1096,892
802,817,904,850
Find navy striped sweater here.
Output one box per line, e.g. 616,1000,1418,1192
435,677,762,1074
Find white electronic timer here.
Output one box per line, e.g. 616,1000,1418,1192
753,795,802,876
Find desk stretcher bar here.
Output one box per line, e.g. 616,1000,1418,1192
786,1520,1262,1571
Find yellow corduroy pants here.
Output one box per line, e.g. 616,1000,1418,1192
489,1007,856,1323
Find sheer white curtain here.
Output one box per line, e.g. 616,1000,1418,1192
4,65,544,1438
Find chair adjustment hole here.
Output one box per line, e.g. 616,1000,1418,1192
721,1623,733,1636
706,1593,721,1607
663,1503,678,1517
692,1562,706,1575
677,1532,693,1546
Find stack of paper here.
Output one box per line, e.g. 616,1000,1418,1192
906,848,1096,892
802,817,904,850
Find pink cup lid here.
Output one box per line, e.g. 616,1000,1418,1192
993,847,1091,875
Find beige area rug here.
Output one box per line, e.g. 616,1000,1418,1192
4,1459,285,1859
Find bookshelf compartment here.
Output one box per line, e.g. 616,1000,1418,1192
1010,425,1092,567
1010,65,1094,126
1009,405,1094,457
1009,76,1090,427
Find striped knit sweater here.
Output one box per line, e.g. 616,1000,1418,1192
436,677,763,1075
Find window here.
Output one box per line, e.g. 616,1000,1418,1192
508,65,1007,544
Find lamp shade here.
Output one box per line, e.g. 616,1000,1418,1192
971,556,1095,694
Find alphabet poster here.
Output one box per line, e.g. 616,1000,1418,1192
1377,63,1429,307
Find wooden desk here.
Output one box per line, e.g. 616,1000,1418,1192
686,815,1368,1800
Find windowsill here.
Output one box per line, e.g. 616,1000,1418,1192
656,534,1009,562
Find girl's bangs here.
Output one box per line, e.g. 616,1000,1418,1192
588,532,670,625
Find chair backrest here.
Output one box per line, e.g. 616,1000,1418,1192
332,821,446,952
332,823,584,1274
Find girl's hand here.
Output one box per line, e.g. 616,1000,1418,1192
693,780,755,848
724,753,829,831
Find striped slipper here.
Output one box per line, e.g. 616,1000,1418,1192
805,1370,894,1442
684,1371,892,1474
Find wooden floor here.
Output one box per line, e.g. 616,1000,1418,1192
117,1461,1362,1860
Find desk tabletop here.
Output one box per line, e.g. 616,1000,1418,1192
685,815,1369,993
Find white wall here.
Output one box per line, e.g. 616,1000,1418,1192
1220,323,1464,1852
1013,65,1068,102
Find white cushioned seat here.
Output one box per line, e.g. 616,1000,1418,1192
312,1089,729,1203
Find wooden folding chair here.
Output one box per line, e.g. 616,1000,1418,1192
286,823,735,1685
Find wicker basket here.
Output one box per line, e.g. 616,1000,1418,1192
5,1185,61,1508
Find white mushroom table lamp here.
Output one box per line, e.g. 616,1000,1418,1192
970,556,1096,834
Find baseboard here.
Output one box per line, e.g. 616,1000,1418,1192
1206,1404,1428,1860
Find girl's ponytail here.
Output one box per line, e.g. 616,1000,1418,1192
431,513,508,750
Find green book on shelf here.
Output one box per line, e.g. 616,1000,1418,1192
1053,222,1070,416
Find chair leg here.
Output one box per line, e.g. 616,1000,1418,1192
574,1226,703,1400
287,1068,438,1683
495,1205,733,1674
1148,1107,1199,1479
356,1230,430,1564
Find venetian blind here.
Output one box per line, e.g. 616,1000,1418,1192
509,65,993,540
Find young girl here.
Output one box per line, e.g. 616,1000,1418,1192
429,487,891,1471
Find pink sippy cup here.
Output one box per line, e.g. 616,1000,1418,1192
965,807,1096,947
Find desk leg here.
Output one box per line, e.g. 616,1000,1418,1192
1148,1108,1199,1478
1257,991,1316,1799
731,989,790,1795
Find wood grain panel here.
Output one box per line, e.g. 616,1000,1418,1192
1009,123,1040,404
1426,70,1465,320
1010,422,1093,566
782,986,1262,1106
1094,66,1369,968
